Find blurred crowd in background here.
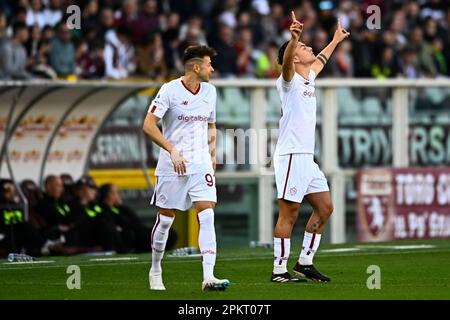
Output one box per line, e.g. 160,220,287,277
0,0,449,81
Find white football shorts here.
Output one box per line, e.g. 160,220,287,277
274,152,329,203
151,170,217,211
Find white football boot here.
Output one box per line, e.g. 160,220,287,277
149,270,166,291
201,277,230,291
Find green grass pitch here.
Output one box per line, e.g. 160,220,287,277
1,239,449,300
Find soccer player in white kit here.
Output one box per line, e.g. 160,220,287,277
271,12,350,283
143,45,229,291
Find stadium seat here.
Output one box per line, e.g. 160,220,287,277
425,88,446,105
362,97,383,123
266,88,281,125
221,87,250,126
216,89,231,124
337,88,363,124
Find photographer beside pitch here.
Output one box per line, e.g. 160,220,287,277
271,11,350,283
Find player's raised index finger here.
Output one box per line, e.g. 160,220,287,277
337,18,341,29
291,11,297,22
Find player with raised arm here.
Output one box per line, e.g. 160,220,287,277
271,11,350,283
143,45,229,291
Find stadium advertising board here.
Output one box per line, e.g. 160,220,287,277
89,126,155,169
357,167,450,241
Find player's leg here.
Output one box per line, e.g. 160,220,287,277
294,191,333,282
190,172,229,291
272,199,300,277
149,208,176,290
149,175,189,290
195,201,230,291
271,153,306,283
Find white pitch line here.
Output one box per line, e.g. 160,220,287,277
169,254,202,258
2,260,55,265
321,248,361,253
356,244,436,250
89,257,139,262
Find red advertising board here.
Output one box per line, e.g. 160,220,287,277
357,168,450,242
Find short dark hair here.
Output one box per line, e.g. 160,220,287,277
44,175,58,189
277,40,290,65
99,183,113,202
182,45,216,65
13,22,27,35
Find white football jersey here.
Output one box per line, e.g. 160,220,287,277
275,70,317,155
148,77,216,176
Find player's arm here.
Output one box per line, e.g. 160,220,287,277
143,112,186,175
311,19,350,76
208,122,216,171
282,11,303,82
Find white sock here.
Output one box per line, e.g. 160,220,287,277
151,213,174,274
198,208,216,281
299,232,322,265
273,237,290,274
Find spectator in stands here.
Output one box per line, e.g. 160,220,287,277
76,40,105,79
36,175,79,246
104,25,135,79
430,37,447,76
234,27,255,78
330,39,354,77
14,6,28,25
312,29,332,76
42,0,63,27
0,179,62,257
81,0,99,33
136,32,167,80
25,25,41,59
398,46,420,79
260,3,284,46
405,1,421,30
97,7,116,42
178,25,204,59
179,15,207,47
161,11,182,73
0,22,33,79
115,0,139,30
26,0,46,28
42,24,55,42
210,24,238,78
99,183,158,253
409,25,437,77
49,22,75,77
370,46,397,79
25,24,56,79
255,41,280,78
129,0,160,44
31,39,57,79
0,10,7,45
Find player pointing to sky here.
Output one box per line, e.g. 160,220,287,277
271,11,349,283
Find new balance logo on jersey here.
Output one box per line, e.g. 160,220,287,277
303,90,315,98
181,100,189,105
177,115,208,122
